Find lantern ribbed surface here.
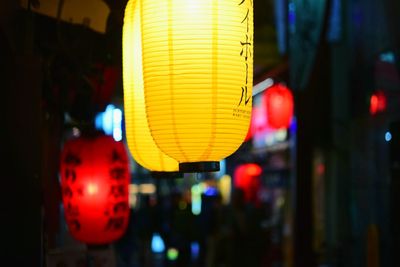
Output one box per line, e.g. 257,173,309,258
123,0,253,166
123,0,179,172
60,135,130,245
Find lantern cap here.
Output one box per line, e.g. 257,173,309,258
151,171,183,179
179,161,220,173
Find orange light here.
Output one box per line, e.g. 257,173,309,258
87,183,99,196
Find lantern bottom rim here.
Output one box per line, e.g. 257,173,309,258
179,161,220,173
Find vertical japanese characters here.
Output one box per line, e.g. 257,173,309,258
238,0,253,108
60,135,130,245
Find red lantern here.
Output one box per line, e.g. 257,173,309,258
60,134,130,245
264,84,294,129
369,90,387,115
233,163,262,204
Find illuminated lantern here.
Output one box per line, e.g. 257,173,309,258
60,134,130,244
122,1,178,172
233,163,261,204
369,90,387,115
264,84,294,129
123,0,254,172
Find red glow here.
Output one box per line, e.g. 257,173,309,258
233,163,262,204
316,163,325,176
60,134,130,245
369,91,387,115
264,84,294,129
86,183,99,195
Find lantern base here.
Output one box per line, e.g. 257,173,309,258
151,171,183,179
179,161,220,173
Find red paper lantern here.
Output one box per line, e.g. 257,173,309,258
233,163,262,204
369,90,387,115
264,84,294,129
60,134,130,245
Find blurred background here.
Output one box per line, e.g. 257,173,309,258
1,0,400,266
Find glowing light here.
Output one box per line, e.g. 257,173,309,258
129,184,139,194
103,104,115,135
95,113,104,130
369,91,387,115
151,233,165,253
129,194,137,208
380,51,395,63
113,108,123,141
265,84,294,129
275,129,287,142
191,242,200,260
139,184,156,194
191,184,203,215
96,104,123,141
204,187,219,197
87,183,98,195
234,164,262,204
72,127,80,137
385,131,392,142
167,248,179,261
245,164,262,176
218,175,232,205
130,184,156,194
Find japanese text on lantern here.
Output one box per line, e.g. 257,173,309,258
63,152,82,232
105,149,129,232
238,0,252,108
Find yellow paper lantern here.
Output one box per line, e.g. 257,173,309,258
123,0,253,172
123,0,179,172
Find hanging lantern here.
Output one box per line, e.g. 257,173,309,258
233,163,261,204
123,0,254,172
264,83,294,129
60,134,130,245
369,90,387,115
122,1,179,173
